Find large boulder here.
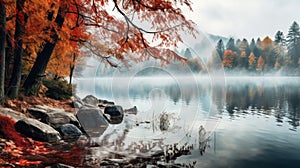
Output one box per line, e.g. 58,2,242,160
0,108,26,122
104,105,124,124
27,105,64,120
46,111,80,128
15,118,61,142
76,108,109,137
27,105,80,128
57,124,82,139
82,95,99,107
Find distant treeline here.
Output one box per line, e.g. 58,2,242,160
178,21,300,75
209,21,300,75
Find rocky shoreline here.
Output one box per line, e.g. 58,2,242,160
0,95,197,167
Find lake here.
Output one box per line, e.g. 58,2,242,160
74,76,300,168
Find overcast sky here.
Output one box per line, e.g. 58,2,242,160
182,0,300,40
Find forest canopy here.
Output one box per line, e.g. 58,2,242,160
0,0,197,101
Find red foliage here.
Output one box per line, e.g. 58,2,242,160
0,115,30,147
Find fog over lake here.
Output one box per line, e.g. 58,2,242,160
74,76,300,167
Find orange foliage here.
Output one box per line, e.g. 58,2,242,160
261,36,274,50
4,0,196,77
257,56,265,71
248,52,256,69
222,50,237,68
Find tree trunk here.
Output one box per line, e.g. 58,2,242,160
7,0,26,99
69,53,76,84
23,5,68,96
5,33,12,83
0,2,6,102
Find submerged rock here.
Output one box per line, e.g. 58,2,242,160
15,118,61,142
104,105,124,124
124,106,138,115
76,108,109,137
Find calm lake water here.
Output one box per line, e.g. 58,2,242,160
74,76,300,168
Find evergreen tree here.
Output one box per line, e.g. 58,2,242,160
274,30,285,45
216,39,225,60
237,39,251,69
286,21,300,67
226,38,238,52
253,38,262,58
240,39,251,56
273,31,286,67
236,39,241,47
184,48,193,59
250,38,256,51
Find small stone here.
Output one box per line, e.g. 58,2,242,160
104,105,124,124
57,123,82,138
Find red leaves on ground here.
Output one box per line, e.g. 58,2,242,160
0,115,30,147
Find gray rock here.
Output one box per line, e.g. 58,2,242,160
72,95,85,108
33,105,65,112
98,99,115,108
27,105,64,120
27,105,80,128
76,108,109,137
0,108,26,122
82,95,99,106
104,105,124,124
46,111,80,128
99,99,115,105
45,163,75,168
57,124,82,138
15,118,61,142
27,107,48,120
124,106,138,115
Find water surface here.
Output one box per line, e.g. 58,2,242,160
74,76,300,167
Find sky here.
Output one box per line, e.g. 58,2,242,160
182,0,300,40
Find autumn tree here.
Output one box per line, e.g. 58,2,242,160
7,0,26,99
256,55,265,73
248,52,256,71
0,1,5,102
261,36,275,71
20,0,197,96
222,50,237,69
